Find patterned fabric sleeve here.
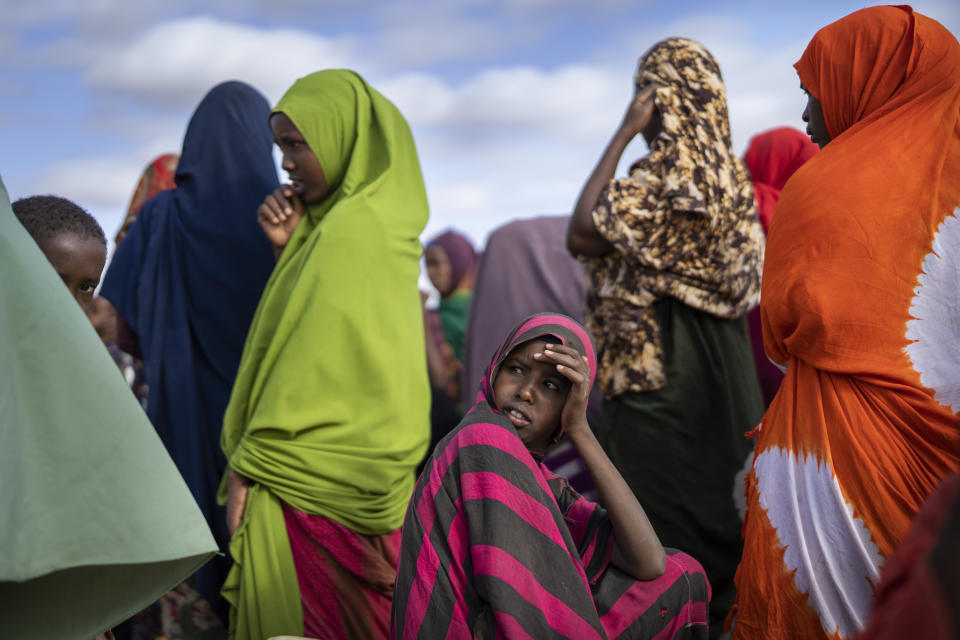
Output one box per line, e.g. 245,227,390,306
592,164,714,272
543,465,614,585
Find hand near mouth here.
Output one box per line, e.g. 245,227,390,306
534,343,591,438
257,184,306,259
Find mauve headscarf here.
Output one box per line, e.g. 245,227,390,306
427,229,476,296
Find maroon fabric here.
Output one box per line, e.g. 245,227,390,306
283,505,401,640
859,473,960,640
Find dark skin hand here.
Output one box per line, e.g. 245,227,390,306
226,468,250,536
535,343,666,580
257,185,306,259
568,82,661,258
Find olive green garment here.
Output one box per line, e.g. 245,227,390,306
220,70,430,639
0,178,217,640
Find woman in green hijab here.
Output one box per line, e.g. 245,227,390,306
220,70,430,640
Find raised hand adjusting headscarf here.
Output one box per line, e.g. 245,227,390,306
476,312,596,457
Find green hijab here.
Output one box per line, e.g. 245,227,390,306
0,177,216,639
220,70,430,638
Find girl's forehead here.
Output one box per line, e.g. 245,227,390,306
503,334,564,359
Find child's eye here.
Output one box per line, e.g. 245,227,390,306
79,283,96,294
544,380,558,391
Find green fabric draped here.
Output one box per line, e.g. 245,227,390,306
0,177,217,639
220,69,430,639
438,288,471,362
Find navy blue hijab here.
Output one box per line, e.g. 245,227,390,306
100,81,278,611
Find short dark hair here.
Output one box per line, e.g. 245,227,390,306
12,195,106,247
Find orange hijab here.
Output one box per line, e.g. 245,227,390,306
764,4,960,416
734,7,960,640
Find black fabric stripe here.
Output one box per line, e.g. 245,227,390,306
473,573,602,640
392,501,428,635
461,497,597,620
451,442,563,522
581,507,613,581
596,558,710,639
398,418,571,637
547,475,613,582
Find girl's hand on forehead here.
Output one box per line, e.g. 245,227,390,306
534,343,591,437
258,185,305,257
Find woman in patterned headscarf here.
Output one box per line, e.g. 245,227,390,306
567,38,765,635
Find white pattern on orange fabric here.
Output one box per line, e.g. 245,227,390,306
754,447,884,639
905,208,960,413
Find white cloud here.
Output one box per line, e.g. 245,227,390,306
86,16,362,107
379,64,627,141
32,156,143,212
23,4,891,256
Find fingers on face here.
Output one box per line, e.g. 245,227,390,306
637,82,661,103
261,188,296,224
540,344,589,383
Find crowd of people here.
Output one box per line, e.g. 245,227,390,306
2,5,959,640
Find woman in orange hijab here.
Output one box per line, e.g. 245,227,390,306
732,7,960,639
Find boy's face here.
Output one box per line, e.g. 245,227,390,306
492,339,571,453
38,232,106,315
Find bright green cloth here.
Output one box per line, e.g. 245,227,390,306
220,70,431,639
438,288,472,362
0,177,217,639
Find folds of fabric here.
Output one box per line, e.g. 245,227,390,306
734,8,960,639
284,506,401,639
393,313,710,639
221,70,430,639
0,177,217,639
100,81,278,608
742,128,818,406
584,38,765,397
859,473,960,640
394,399,711,640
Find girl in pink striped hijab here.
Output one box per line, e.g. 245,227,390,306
392,313,710,639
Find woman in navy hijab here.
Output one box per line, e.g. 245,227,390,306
101,81,279,616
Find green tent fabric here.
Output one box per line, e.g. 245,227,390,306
0,177,217,639
220,70,430,639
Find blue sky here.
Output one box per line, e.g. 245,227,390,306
2,0,958,252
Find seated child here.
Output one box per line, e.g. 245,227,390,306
392,313,710,639
11,195,106,314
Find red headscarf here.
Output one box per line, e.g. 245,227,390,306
115,153,179,245
742,127,818,232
